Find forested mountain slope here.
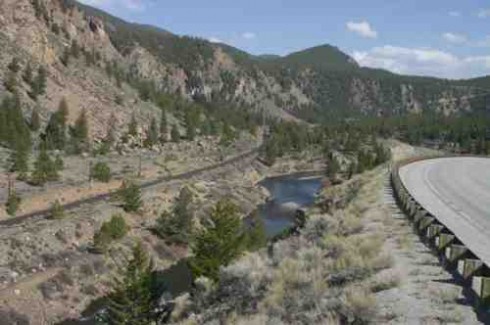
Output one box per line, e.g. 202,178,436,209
0,0,489,141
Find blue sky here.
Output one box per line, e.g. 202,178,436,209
79,0,490,79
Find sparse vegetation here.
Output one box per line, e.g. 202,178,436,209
115,180,142,212
190,199,245,281
93,214,129,253
6,190,21,216
91,161,111,182
155,186,194,244
50,200,65,219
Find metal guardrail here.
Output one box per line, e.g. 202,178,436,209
390,157,490,307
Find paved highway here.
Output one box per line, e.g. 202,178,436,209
399,157,490,265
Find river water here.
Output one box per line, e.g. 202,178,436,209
257,173,324,237
64,173,324,324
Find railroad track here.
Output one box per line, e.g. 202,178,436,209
0,147,261,228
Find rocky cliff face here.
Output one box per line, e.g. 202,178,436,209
0,0,485,138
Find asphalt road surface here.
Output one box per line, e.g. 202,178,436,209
400,157,490,265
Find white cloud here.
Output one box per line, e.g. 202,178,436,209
209,37,224,43
242,32,256,40
448,11,461,17
442,32,467,44
353,45,490,79
478,8,490,18
346,21,378,39
78,0,146,11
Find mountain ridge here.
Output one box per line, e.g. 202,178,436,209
0,0,488,141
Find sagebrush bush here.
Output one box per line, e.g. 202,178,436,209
91,161,111,182
50,200,65,219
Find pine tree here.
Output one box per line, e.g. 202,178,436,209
70,109,89,154
8,143,29,180
61,47,70,66
50,200,65,219
105,241,154,325
45,98,68,150
22,63,33,85
116,180,142,212
128,114,138,137
190,199,245,281
170,125,180,143
32,66,47,98
30,106,41,132
6,190,21,216
144,117,158,147
220,122,235,146
31,143,58,185
159,109,167,142
184,109,197,141
155,187,194,244
71,40,80,59
4,70,17,93
245,210,267,251
7,58,20,73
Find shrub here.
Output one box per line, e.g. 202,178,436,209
91,161,111,182
115,180,142,212
6,190,21,216
155,187,194,244
190,199,245,281
93,214,128,253
50,200,65,219
104,214,129,240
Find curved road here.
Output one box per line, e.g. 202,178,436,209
399,157,490,265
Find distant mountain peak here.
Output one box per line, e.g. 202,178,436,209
281,44,359,70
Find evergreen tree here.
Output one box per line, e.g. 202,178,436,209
128,114,138,137
45,98,68,150
50,200,65,219
105,241,154,325
0,94,31,150
61,47,70,66
170,125,180,143
7,58,20,73
144,117,159,147
4,70,17,93
159,109,167,142
31,66,47,98
155,187,194,244
220,122,235,146
245,211,267,251
6,190,21,216
30,106,41,132
326,155,340,181
184,109,197,141
190,199,245,281
8,143,29,180
71,40,80,58
30,143,59,185
116,180,142,212
70,109,89,153
22,63,33,85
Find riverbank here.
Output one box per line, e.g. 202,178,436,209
0,148,325,324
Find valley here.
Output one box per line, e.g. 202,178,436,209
1,0,490,324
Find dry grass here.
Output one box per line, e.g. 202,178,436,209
177,166,394,323
370,271,401,293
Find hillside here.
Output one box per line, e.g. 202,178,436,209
0,0,488,140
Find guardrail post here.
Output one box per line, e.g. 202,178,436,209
457,259,483,280
472,276,490,306
435,233,455,251
444,244,468,265
426,224,444,240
